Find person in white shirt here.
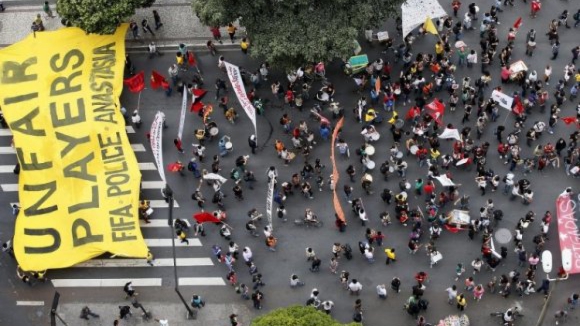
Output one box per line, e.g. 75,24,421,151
376,284,387,299
321,300,334,314
348,279,363,295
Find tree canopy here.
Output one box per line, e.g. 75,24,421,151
57,0,155,34
251,305,361,326
192,0,404,70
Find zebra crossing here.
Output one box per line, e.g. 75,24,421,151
0,125,225,288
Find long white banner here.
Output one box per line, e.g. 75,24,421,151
178,85,187,141
266,176,274,231
224,61,257,141
150,111,166,182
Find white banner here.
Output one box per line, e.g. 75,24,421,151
224,61,257,141
401,0,447,37
266,176,274,231
491,90,514,110
435,175,455,187
150,111,166,182
178,85,187,141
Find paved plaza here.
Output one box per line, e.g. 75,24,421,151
1,0,580,325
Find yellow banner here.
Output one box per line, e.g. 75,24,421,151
0,25,147,271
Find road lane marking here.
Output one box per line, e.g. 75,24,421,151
51,278,162,288
16,301,44,306
144,238,202,247
73,258,212,268
178,277,226,286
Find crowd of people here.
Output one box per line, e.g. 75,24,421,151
138,1,580,325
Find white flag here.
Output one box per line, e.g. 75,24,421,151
438,128,461,140
266,176,275,231
491,90,514,110
224,61,257,142
177,85,187,141
150,111,166,182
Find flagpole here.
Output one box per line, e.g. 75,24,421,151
137,90,142,112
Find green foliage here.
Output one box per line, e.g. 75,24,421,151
57,0,156,34
251,305,360,326
192,0,404,70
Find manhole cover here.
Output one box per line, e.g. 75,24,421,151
495,228,512,244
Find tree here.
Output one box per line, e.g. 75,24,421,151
251,305,360,326
57,0,156,34
192,0,404,70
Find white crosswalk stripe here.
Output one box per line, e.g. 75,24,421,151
74,258,213,268
52,278,162,288
0,147,16,154
141,181,166,189
145,238,202,247
140,219,190,228
178,278,226,286
1,184,18,192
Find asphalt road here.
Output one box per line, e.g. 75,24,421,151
1,1,580,325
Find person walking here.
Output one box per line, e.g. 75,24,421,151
43,1,55,18
248,135,258,154
153,10,163,30
384,248,396,264
79,306,99,320
123,281,138,299
148,42,162,58
348,279,363,295
446,285,458,304
119,305,132,319
227,23,237,43
456,293,467,311
551,42,560,60
142,18,155,36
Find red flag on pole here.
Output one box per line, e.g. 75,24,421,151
193,212,221,224
513,17,523,29
188,52,197,67
561,116,578,125
124,71,145,93
190,89,208,112
512,100,524,115
425,99,445,125
150,70,166,89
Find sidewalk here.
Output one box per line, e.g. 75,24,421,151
0,0,242,49
57,302,252,326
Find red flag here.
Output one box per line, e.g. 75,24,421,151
192,88,207,103
193,212,221,224
561,116,578,125
150,70,166,89
512,100,524,115
426,99,445,125
124,71,145,93
188,52,196,67
191,101,204,112
513,17,523,29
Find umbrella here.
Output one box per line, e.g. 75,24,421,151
167,162,183,172
454,40,467,49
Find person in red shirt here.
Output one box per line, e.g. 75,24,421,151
451,1,461,17
423,181,435,198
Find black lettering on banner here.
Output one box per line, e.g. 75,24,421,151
93,42,116,56
90,81,113,93
68,185,99,214
56,132,90,157
71,218,104,246
63,153,96,181
8,107,46,136
111,228,137,242
49,49,84,72
23,181,57,216
23,228,61,254
16,148,52,171
3,93,39,106
101,145,123,161
1,57,38,83
50,98,86,127
97,132,122,147
110,205,132,217
50,71,82,96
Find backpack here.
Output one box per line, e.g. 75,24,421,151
574,12,580,21
187,161,195,171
